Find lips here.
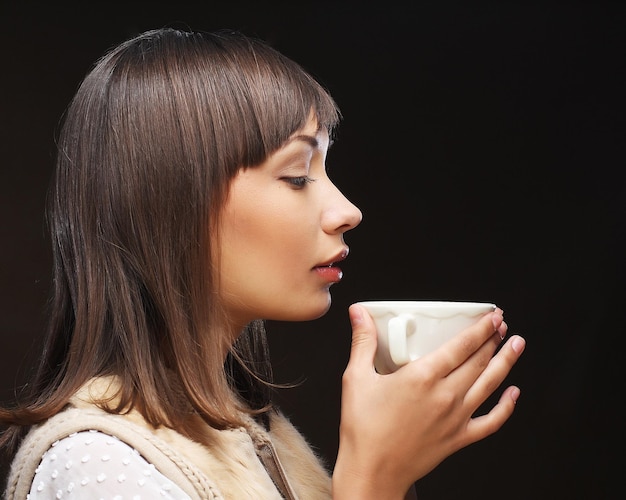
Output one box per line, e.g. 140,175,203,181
314,247,349,269
313,248,349,283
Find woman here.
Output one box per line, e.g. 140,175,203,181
0,28,525,499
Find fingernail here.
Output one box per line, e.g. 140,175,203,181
491,311,503,329
511,336,525,354
498,320,508,340
511,387,521,403
350,305,363,326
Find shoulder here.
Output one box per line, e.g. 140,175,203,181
5,406,219,500
28,430,190,499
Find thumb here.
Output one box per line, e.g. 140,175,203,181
347,304,378,370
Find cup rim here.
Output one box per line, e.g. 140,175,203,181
356,300,496,312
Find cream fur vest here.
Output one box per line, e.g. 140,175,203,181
5,378,332,499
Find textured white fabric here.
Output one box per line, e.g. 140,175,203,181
28,430,190,499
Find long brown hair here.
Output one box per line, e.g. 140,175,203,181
0,28,340,456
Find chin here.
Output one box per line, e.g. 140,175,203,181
280,295,332,322
307,295,333,320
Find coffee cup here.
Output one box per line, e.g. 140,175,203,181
357,300,496,374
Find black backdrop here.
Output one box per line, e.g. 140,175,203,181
1,1,624,498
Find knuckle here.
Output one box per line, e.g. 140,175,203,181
350,331,369,349
432,388,457,414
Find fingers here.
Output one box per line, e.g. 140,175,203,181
345,304,378,373
463,384,522,446
442,314,509,390
416,309,506,379
463,334,526,412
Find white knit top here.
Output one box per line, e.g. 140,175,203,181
28,430,190,499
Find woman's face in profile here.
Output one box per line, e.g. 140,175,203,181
216,115,362,329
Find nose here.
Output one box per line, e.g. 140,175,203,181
322,182,363,235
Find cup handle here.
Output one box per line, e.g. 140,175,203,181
388,314,416,367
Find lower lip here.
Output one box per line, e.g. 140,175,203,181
314,266,343,283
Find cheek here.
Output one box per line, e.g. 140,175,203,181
224,197,306,268
252,207,310,265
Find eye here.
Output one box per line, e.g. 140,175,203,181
281,176,315,189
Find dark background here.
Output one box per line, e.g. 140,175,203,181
1,1,624,498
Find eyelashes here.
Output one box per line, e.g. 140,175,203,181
280,176,316,189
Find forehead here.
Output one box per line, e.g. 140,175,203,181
286,114,329,148
299,113,321,135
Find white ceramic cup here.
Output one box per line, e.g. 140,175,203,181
357,300,496,374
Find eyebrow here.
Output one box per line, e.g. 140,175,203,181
289,134,319,149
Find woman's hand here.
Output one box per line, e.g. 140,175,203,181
332,304,525,500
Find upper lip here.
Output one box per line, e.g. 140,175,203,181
315,247,349,268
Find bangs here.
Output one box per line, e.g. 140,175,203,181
145,29,341,172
